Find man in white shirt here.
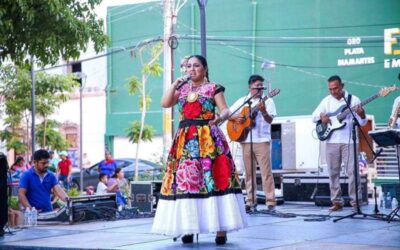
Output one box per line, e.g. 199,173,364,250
388,96,400,128
312,75,367,212
230,74,277,212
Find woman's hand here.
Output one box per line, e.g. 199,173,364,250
172,76,189,90
229,114,245,124
209,114,220,126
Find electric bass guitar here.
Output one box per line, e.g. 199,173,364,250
226,88,280,142
316,85,397,141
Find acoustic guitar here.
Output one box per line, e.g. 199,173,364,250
226,88,280,142
316,85,397,141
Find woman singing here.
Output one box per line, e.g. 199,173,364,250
152,55,247,245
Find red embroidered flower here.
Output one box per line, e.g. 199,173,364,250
183,102,202,119
212,155,232,191
186,125,197,140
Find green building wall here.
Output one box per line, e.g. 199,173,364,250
106,0,400,138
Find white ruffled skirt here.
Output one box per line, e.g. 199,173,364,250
152,193,247,236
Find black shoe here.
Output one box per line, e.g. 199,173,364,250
215,235,227,245
181,234,194,244
245,205,251,213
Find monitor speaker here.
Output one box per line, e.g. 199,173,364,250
67,194,117,224
130,182,153,213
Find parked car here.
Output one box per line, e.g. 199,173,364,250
70,158,163,190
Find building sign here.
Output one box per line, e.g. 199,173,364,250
384,28,400,69
337,37,375,67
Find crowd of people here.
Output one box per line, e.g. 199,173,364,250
6,149,128,229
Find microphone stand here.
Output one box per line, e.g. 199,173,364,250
247,92,257,213
220,90,263,213
333,95,384,222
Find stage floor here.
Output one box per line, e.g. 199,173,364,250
0,202,399,250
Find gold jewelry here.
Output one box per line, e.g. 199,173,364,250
187,81,199,102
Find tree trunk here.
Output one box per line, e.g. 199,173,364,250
25,112,30,159
43,118,47,148
134,74,147,181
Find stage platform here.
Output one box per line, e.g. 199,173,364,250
0,202,399,250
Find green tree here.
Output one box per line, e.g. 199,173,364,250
0,65,79,155
0,0,108,65
126,42,163,181
36,120,69,151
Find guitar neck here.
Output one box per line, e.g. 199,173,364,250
337,93,379,120
248,96,269,118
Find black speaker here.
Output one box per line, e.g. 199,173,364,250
67,193,117,224
282,174,368,204
0,153,9,233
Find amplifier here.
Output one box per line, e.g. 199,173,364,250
67,193,117,224
130,182,153,213
282,174,368,204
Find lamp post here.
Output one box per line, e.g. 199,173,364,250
197,0,208,58
74,72,87,193
30,57,36,157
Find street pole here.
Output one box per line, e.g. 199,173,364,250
197,0,207,58
76,72,86,193
30,57,35,157
162,0,175,163
79,81,83,193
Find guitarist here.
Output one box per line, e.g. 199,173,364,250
229,74,277,213
312,75,367,212
388,96,400,128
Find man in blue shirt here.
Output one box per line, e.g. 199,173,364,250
98,151,117,177
18,149,68,213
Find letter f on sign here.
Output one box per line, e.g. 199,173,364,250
384,28,400,55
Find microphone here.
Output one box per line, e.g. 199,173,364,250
175,75,192,90
251,87,267,90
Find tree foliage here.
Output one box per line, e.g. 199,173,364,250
0,0,109,65
36,119,69,151
126,121,154,144
0,65,79,153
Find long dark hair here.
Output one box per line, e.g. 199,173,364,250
11,156,25,169
188,55,209,81
112,167,122,178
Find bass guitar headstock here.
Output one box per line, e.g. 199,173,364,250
379,85,397,97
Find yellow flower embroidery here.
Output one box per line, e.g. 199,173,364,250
161,172,174,195
198,126,215,157
176,128,186,159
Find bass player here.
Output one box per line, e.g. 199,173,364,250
229,74,277,213
312,75,367,212
388,95,400,128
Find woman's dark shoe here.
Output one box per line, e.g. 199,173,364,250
215,235,227,245
181,234,194,244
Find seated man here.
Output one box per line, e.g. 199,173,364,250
18,149,69,213
96,173,118,195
